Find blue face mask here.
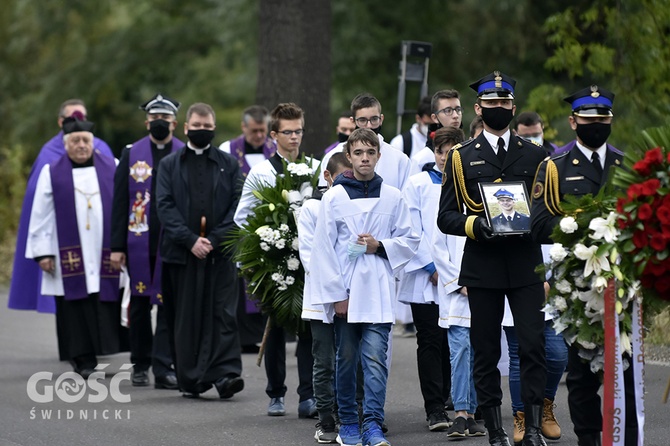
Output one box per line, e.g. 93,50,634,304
347,241,367,261
526,135,543,146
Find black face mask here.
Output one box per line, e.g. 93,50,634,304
337,132,349,143
480,106,514,131
575,122,611,149
187,129,215,148
149,119,171,141
356,125,382,135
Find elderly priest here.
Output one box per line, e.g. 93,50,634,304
26,116,125,378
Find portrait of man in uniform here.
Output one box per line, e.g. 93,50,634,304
480,184,531,234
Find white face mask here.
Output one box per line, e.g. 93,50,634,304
347,240,367,261
526,135,543,146
418,123,430,137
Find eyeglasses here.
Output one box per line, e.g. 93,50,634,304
437,106,463,116
354,116,382,126
278,129,304,136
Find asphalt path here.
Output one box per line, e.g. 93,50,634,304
1,289,668,446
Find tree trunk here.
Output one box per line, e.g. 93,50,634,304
256,0,331,158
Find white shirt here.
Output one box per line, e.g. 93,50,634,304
575,141,607,169
219,138,269,170
483,129,511,155
430,222,469,328
411,145,436,170
234,154,320,227
389,123,427,158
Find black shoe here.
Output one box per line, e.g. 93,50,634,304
154,373,178,390
181,391,200,399
481,406,512,446
427,409,451,431
447,416,467,438
132,369,150,387
215,376,244,399
444,395,455,411
521,405,547,446
77,368,96,380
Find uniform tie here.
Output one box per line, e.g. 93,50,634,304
496,137,506,165
591,151,603,178
507,215,513,223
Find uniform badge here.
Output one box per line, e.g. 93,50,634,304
533,182,543,199
470,160,485,166
565,176,584,181
475,143,481,148
130,160,152,183
590,85,600,98
572,159,580,165
494,71,502,88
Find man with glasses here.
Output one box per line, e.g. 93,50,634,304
234,103,320,419
437,71,548,446
319,93,417,191
412,89,464,169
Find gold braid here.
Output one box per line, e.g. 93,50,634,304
544,160,564,216
451,149,484,213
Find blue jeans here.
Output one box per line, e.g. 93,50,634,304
334,318,391,429
504,321,568,413
311,320,336,420
448,325,478,414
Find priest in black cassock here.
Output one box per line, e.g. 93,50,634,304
156,102,244,399
26,116,125,378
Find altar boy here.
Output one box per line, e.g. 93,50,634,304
310,128,419,446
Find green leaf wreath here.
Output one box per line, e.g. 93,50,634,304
538,125,670,373
223,155,320,333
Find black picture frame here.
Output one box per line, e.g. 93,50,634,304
478,181,532,235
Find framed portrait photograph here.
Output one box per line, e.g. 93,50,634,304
478,182,532,235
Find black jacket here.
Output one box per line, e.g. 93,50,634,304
437,132,548,289
156,146,242,264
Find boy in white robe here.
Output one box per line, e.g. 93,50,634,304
398,127,469,433
311,129,419,446
298,152,352,444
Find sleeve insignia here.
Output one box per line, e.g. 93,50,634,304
533,181,544,199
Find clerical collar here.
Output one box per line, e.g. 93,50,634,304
245,139,265,154
69,156,94,168
187,141,209,155
152,140,172,151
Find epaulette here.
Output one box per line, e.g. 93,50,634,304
608,144,624,156
550,151,569,161
447,147,484,213
451,138,475,151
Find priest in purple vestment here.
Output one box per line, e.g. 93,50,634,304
219,105,276,353
9,99,114,316
111,94,182,390
26,116,124,378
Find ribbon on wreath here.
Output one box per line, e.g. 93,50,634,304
603,280,645,446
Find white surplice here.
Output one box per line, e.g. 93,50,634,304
26,164,104,297
310,183,419,323
398,170,442,305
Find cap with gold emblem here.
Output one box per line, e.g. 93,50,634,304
564,85,614,118
469,71,516,100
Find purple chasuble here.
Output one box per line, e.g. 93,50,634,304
229,135,275,177
9,132,113,312
50,150,119,301
126,136,184,304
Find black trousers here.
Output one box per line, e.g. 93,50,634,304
468,284,546,409
128,297,174,377
410,302,451,414
264,319,314,402
566,346,638,445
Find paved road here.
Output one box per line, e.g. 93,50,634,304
1,289,668,446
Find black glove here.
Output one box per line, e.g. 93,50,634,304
473,217,496,242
